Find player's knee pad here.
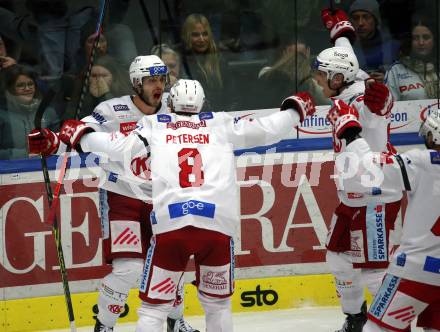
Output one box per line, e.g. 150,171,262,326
112,257,144,288
326,250,357,280
327,250,364,314
198,291,233,331
361,269,386,297
136,301,173,332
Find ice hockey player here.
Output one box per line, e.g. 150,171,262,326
27,55,198,332
327,99,440,332
52,78,317,332
316,8,403,332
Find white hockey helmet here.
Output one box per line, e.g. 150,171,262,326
129,55,168,88
168,79,205,114
313,46,359,84
419,109,440,144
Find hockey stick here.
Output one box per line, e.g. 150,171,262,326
33,1,109,330
75,0,109,118
45,0,109,228
34,89,76,332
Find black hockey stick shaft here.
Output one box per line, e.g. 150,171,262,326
74,0,109,120
34,90,76,332
139,0,159,45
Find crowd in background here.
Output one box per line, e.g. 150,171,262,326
0,0,439,159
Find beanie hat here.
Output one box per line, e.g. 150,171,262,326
349,0,381,26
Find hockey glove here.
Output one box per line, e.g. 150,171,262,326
364,79,393,116
280,92,316,122
28,128,60,156
59,119,95,152
327,99,362,140
321,8,356,44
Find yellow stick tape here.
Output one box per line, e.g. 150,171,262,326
1,274,371,331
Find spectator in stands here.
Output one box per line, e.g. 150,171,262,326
64,54,132,120
0,65,59,160
181,13,231,111
151,43,182,90
257,41,328,107
385,17,439,101
349,0,400,82
0,35,17,70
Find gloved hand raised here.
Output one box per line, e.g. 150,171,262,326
327,98,362,140
321,8,356,44
280,92,316,122
59,119,95,152
28,128,59,156
364,79,393,116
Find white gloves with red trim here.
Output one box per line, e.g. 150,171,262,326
321,8,356,44
280,91,316,122
59,119,95,152
327,99,362,140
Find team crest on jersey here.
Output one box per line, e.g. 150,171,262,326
199,112,213,120
157,114,171,123
430,151,440,164
113,104,130,112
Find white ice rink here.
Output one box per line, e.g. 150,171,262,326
51,306,423,332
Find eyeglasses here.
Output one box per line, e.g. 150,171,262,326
15,81,35,90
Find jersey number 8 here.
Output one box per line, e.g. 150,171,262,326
178,148,204,188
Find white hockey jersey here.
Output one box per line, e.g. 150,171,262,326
80,94,167,201
385,62,428,101
333,37,402,206
343,138,440,286
80,110,301,236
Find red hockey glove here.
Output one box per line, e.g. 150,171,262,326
28,128,59,156
327,99,362,140
321,8,356,44
280,92,316,122
59,119,95,152
364,79,393,116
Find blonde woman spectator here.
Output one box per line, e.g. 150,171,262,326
181,13,231,111
385,17,439,101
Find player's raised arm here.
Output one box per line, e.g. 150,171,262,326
227,92,316,149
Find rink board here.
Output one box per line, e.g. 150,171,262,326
0,100,430,331
2,273,370,331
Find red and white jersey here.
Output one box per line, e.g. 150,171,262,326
344,138,440,286
80,94,168,201
80,110,301,236
333,37,402,206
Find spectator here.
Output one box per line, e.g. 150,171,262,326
0,35,17,70
79,19,138,70
257,41,328,107
385,17,439,101
181,13,231,112
349,0,400,82
64,55,132,120
151,43,182,90
0,65,59,160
